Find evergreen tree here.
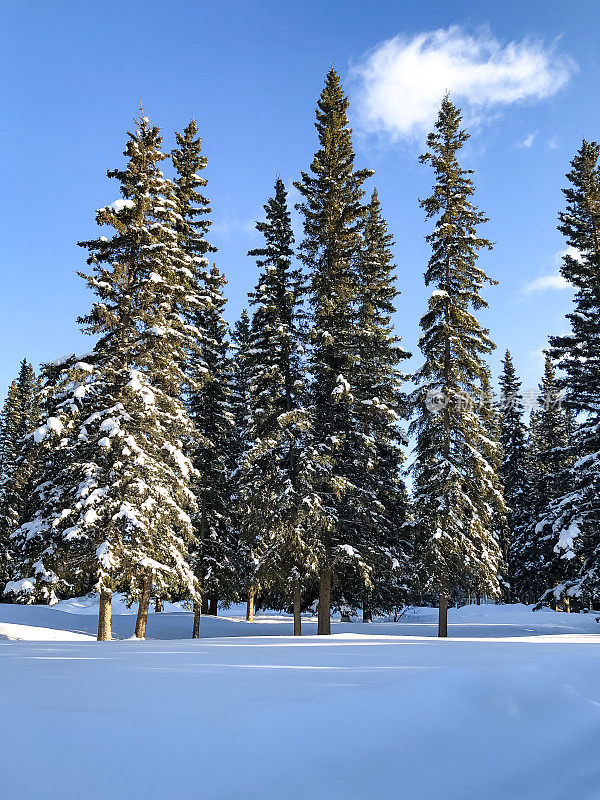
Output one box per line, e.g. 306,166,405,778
237,178,314,633
345,189,411,619
9,111,199,639
477,366,506,603
172,119,241,630
529,356,576,606
410,96,504,636
229,310,255,618
536,140,600,608
185,264,237,621
294,67,373,634
0,360,41,588
498,350,531,600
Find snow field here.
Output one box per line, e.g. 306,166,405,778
1,602,600,799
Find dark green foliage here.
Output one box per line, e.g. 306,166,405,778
0,360,41,589
498,351,531,599
236,178,316,604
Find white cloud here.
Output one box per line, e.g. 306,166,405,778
522,246,579,293
517,131,537,149
547,135,560,150
352,26,576,141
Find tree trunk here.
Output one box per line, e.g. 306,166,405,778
201,595,209,615
97,588,112,641
476,592,481,606
134,569,153,639
317,566,332,635
208,596,218,616
362,593,372,623
438,594,448,638
564,596,571,613
293,582,301,636
155,597,162,613
192,599,201,639
246,586,255,622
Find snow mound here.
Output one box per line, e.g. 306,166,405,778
0,622,94,641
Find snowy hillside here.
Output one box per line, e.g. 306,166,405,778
2,601,600,799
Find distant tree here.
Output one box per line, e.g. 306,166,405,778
498,351,531,600
0,360,41,588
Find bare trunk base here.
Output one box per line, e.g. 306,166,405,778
192,600,201,639
293,583,301,636
317,567,331,635
438,594,448,638
97,589,112,641
246,586,255,622
362,594,372,623
155,597,162,613
208,596,218,616
201,595,209,615
134,570,153,639
476,593,481,606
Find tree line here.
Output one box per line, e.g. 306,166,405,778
0,68,598,640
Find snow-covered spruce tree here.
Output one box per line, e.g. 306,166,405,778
294,67,373,634
237,178,316,634
527,355,575,606
229,310,255,619
184,264,237,623
13,112,200,639
4,356,87,604
344,189,411,620
0,360,41,588
477,366,506,602
171,118,225,634
535,140,600,609
410,96,504,637
498,350,531,601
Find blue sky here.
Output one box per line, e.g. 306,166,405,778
1,0,599,400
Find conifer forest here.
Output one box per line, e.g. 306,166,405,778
2,70,598,641
2,6,600,798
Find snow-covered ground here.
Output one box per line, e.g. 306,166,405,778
1,601,600,799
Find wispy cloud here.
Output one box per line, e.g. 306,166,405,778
211,217,258,239
351,26,576,141
523,274,571,293
547,135,560,150
517,131,537,149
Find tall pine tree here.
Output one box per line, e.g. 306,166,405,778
294,67,373,634
10,111,200,639
410,96,504,636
